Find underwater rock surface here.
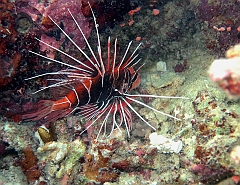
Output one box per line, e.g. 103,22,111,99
1,0,240,185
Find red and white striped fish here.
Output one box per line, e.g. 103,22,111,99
23,3,187,139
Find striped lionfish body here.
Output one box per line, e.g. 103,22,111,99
23,4,186,138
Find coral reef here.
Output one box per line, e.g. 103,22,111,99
195,0,240,56
173,60,188,73
1,0,240,185
37,139,85,179
16,0,92,61
0,0,21,87
0,0,41,89
83,148,120,183
81,0,135,29
0,122,38,151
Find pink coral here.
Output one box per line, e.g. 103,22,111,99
40,34,59,59
17,0,92,56
209,44,240,97
191,164,233,183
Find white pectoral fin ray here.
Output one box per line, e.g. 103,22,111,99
122,93,188,121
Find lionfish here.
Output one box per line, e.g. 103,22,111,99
23,4,187,139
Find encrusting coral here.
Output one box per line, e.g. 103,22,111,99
19,146,41,183
37,139,85,179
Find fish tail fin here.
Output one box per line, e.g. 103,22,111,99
22,100,73,123
22,97,74,123
22,100,54,121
